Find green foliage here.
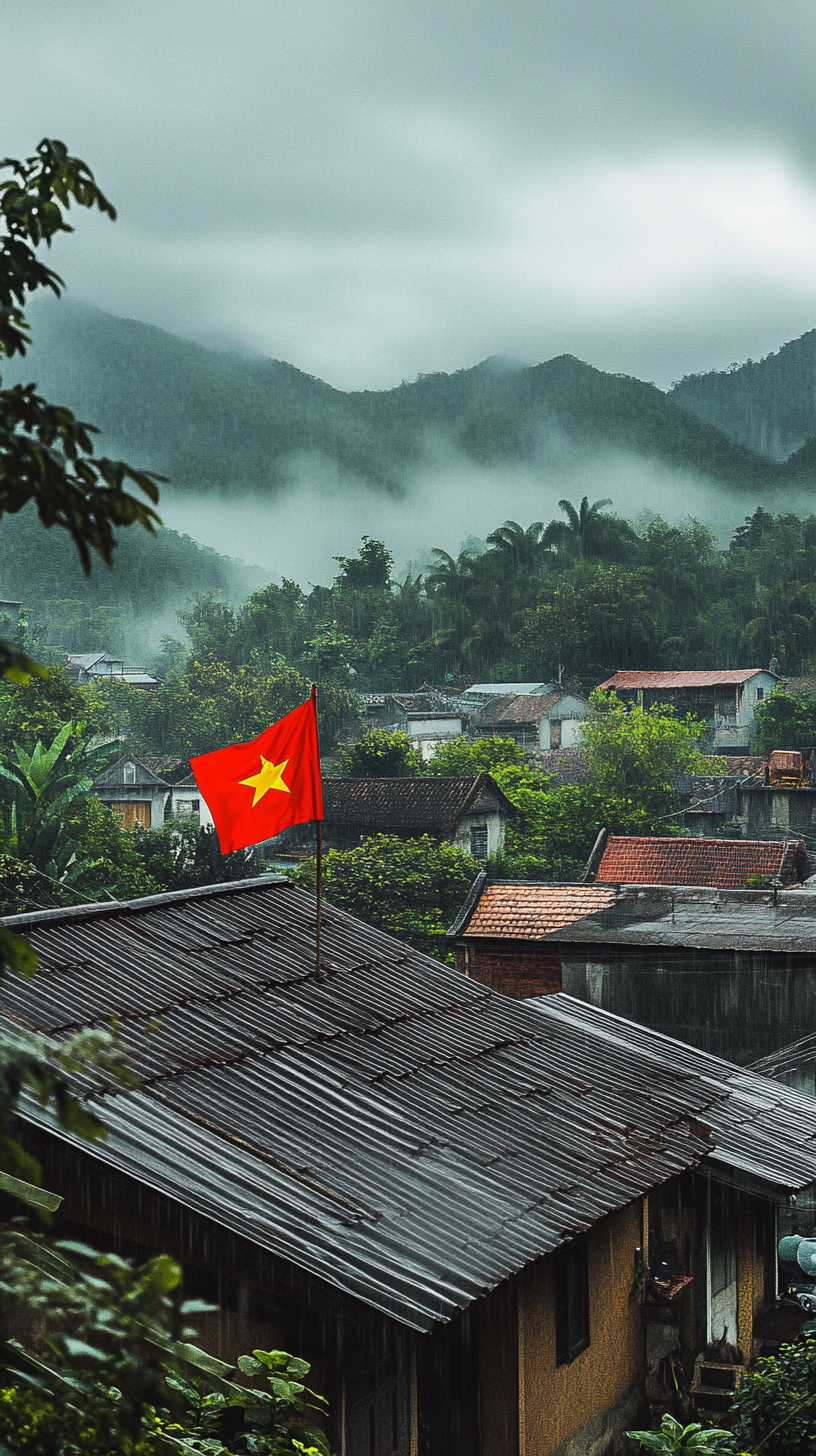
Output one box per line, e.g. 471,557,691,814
728,1335,816,1454
0,667,110,754
424,734,528,776
0,140,161,686
128,651,357,758
626,1414,734,1453
0,1386,157,1455
0,852,44,914
579,690,712,832
292,834,477,958
130,821,259,893
753,689,816,756
337,728,422,777
156,1348,329,1456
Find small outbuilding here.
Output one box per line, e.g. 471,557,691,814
472,691,589,751
320,771,514,859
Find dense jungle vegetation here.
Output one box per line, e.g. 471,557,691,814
140,502,816,691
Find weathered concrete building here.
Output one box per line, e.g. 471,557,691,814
450,877,816,1067
599,669,778,750
472,691,589,751
93,753,214,830
316,772,514,859
5,878,816,1454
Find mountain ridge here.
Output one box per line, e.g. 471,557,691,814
3,297,806,499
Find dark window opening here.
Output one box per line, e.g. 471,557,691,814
470,824,488,860
555,1237,590,1365
756,688,764,700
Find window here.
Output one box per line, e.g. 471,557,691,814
123,761,136,784
470,824,488,860
756,687,764,701
555,1236,590,1365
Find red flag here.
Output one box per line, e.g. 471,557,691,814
190,689,323,854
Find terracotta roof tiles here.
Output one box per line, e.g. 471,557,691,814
600,670,771,689
595,835,803,889
463,883,616,940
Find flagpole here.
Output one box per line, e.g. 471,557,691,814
311,683,323,975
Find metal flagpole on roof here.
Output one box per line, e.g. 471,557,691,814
312,683,323,975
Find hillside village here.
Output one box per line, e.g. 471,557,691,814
7,125,816,1456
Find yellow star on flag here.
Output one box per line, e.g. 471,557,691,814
239,756,291,807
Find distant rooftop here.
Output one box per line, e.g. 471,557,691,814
552,884,816,954
449,882,616,941
600,670,775,689
465,682,556,697
595,835,804,889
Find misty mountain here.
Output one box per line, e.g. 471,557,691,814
3,298,794,499
670,330,816,463
0,504,265,660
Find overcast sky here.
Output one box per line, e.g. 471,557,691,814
3,0,816,389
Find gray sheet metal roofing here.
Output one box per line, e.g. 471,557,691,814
2,878,810,1331
528,996,816,1194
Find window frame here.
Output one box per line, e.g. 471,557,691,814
554,1235,590,1366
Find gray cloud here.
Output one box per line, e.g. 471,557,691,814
2,0,816,388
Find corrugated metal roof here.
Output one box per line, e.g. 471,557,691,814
600,670,771,689
322,773,514,833
452,884,616,941
528,996,816,1193
596,836,802,889
1,878,754,1332
465,683,555,697
474,693,560,727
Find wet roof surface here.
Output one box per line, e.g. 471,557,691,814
554,886,816,953
5,880,816,1329
600,670,770,688
455,883,616,940
596,835,799,888
322,773,511,831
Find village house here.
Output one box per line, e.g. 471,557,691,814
65,650,158,689
5,877,816,1454
472,690,590,751
448,875,816,1067
599,670,778,751
317,772,514,859
384,693,466,760
92,752,214,830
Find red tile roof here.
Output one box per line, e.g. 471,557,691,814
595,836,803,889
463,884,616,940
600,670,768,689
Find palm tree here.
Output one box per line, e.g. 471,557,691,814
541,496,634,561
485,520,545,575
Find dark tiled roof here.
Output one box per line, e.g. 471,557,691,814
93,754,170,789
595,835,803,889
322,773,514,832
474,692,560,727
455,883,616,940
5,880,816,1331
600,670,770,689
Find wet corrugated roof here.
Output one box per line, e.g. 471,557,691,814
322,773,513,832
552,885,816,953
474,693,560,727
596,835,801,888
529,996,816,1193
1,877,766,1332
453,883,616,940
600,670,771,689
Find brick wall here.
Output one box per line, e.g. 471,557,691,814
458,938,563,998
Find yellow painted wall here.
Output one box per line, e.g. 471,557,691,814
518,1202,644,1456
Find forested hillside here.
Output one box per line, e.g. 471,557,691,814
671,329,816,461
3,297,797,497
0,505,264,659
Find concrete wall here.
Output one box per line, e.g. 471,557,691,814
518,1202,645,1456
452,809,506,858
561,942,816,1065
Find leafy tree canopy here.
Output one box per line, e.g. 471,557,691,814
753,689,816,756
336,728,422,777
291,835,477,959
0,139,161,681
